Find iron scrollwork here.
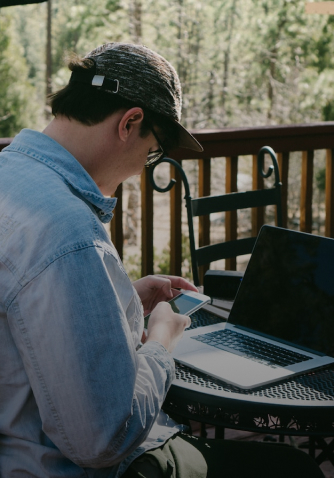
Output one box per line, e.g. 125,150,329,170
148,156,191,198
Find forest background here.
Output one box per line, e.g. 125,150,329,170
1,0,334,278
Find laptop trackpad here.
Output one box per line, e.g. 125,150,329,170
175,347,292,389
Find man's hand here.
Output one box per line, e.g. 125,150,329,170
144,301,191,352
133,274,198,316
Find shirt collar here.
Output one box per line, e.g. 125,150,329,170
5,129,117,223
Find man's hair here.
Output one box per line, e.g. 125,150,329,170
48,56,179,151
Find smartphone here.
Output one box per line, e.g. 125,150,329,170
144,290,210,329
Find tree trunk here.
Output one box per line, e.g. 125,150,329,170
45,0,52,119
129,0,142,43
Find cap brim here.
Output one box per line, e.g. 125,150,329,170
174,121,203,152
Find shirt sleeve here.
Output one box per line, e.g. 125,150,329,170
7,244,175,468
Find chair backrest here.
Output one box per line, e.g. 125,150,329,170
149,146,283,286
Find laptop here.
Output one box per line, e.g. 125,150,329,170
172,225,334,389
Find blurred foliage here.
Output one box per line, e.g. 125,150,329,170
156,235,192,279
316,167,326,192
123,251,142,281
0,11,44,136
1,0,334,135
1,0,334,278
124,235,192,280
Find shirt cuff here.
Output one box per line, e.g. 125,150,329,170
138,341,175,390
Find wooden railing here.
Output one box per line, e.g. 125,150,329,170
127,122,334,281
2,122,334,283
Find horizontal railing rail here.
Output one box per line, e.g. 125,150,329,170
2,122,334,283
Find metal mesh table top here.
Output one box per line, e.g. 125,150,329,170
164,307,334,436
175,308,334,403
175,361,334,402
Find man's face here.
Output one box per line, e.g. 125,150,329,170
118,126,163,180
128,126,164,176
95,110,166,195
145,127,165,167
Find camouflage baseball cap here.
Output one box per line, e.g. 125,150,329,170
69,42,203,152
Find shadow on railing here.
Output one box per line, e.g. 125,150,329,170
2,122,334,282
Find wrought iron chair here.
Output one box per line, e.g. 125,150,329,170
149,146,283,291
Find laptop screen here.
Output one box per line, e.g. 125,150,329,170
228,226,334,356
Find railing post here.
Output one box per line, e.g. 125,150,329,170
170,161,182,277
110,183,123,261
325,149,334,238
251,154,264,236
225,156,238,270
198,158,211,283
300,150,314,233
0,139,12,152
277,152,289,228
141,168,154,277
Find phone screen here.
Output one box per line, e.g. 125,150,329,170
144,293,204,328
168,293,204,314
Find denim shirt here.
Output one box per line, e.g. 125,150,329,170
0,129,183,477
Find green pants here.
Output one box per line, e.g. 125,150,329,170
123,432,325,478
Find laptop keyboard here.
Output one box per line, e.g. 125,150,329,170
191,329,312,368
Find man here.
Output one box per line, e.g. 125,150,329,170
0,42,324,477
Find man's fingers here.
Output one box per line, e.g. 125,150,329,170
145,302,192,351
156,275,198,292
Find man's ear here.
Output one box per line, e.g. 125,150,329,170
118,107,144,142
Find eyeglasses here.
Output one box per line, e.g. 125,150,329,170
145,127,165,167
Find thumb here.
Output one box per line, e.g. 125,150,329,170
184,315,192,329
